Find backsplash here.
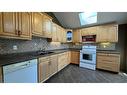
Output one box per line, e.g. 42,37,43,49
70,43,116,50
0,37,69,54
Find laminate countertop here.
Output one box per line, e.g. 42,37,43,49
0,49,81,66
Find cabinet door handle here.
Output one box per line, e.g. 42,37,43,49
18,30,22,36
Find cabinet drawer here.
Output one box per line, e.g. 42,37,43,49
97,62,120,72
39,56,50,63
97,56,120,63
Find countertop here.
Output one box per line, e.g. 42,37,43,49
0,48,81,66
97,50,120,54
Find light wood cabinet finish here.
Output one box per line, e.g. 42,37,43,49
0,12,17,37
42,14,52,38
73,29,82,43
57,25,62,42
0,12,31,40
0,67,2,83
81,26,97,36
39,54,58,82
58,52,69,71
61,28,66,43
32,12,43,36
49,55,58,76
97,53,120,72
96,24,118,42
52,23,58,42
71,51,80,64
39,56,50,82
18,12,31,39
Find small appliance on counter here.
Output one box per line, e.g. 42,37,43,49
66,29,73,42
82,35,96,43
80,45,97,70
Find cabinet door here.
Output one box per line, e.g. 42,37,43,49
67,51,71,64
49,55,58,76
18,12,31,39
1,12,17,37
43,15,52,38
0,13,3,34
52,23,57,42
57,25,62,42
96,25,108,42
0,67,2,83
32,13,43,36
39,57,50,82
61,28,66,43
108,24,118,42
73,29,82,43
71,51,80,64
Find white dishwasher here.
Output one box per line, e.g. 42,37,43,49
3,59,38,83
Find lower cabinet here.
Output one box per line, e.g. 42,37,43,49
96,53,120,72
0,67,2,83
49,55,58,76
58,52,69,71
38,54,58,82
39,56,50,82
37,51,73,82
71,51,80,64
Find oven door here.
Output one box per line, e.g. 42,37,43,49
80,51,96,64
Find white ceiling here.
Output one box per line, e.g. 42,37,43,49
53,12,127,29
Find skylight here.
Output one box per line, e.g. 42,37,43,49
79,12,97,26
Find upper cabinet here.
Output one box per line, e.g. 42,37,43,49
0,12,31,40
73,29,82,43
0,12,17,37
81,26,97,36
74,23,118,43
32,12,43,37
52,23,58,42
42,14,52,38
96,24,118,42
18,12,31,39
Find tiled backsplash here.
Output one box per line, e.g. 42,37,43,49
0,37,69,54
0,37,116,54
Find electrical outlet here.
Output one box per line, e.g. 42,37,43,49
13,45,18,50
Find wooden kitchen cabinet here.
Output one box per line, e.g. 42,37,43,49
52,23,58,42
73,29,82,43
67,51,71,64
81,26,97,36
18,12,31,39
57,25,62,42
39,56,50,82
32,12,43,37
0,12,31,40
39,54,58,82
42,13,52,38
61,28,67,43
96,24,118,42
58,52,69,71
97,53,120,72
0,12,17,37
71,51,80,64
0,67,2,83
49,55,58,76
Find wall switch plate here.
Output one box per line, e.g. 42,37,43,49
13,45,18,50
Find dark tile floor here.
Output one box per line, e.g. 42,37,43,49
45,64,127,83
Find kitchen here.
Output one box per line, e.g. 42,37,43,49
0,12,127,83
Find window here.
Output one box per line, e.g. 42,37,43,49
79,12,97,26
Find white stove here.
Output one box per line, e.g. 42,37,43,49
80,45,96,70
